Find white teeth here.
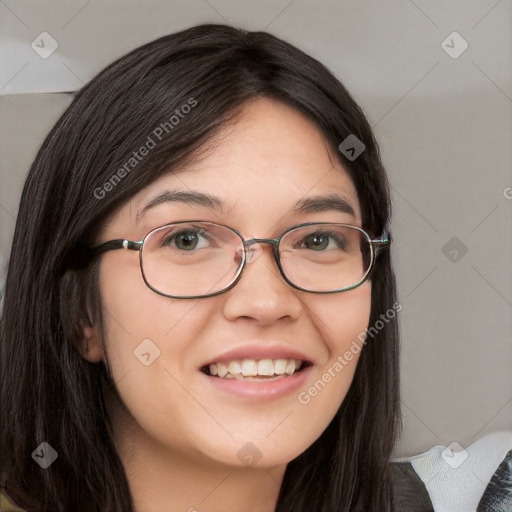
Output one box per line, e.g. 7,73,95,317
207,358,304,379
229,361,242,374
274,358,288,375
285,360,296,375
217,362,228,378
257,359,275,376
241,359,258,377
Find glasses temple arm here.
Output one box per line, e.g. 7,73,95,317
67,239,141,269
371,232,391,252
91,239,142,254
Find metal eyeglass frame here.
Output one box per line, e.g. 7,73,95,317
86,220,391,299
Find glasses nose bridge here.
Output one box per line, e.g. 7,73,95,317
242,237,280,264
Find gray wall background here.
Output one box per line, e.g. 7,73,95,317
1,0,511,458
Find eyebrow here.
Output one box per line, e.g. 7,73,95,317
137,190,355,221
294,194,355,216
137,190,225,221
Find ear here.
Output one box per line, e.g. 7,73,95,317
77,321,104,363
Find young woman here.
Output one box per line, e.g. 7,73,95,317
0,24,401,511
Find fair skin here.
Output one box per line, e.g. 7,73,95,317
81,98,372,512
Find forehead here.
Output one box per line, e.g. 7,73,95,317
122,98,361,232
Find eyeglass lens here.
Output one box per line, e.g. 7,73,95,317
140,222,372,297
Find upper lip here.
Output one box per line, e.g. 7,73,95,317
200,343,314,368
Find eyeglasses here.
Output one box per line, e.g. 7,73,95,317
86,221,390,298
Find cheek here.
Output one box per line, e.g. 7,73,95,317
97,258,222,450
97,254,210,393
295,282,371,427
98,251,205,345
315,281,372,359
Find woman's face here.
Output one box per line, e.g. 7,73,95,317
85,98,372,468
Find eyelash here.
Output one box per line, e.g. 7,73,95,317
161,227,210,247
160,228,346,252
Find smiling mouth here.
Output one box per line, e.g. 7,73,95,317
201,358,312,381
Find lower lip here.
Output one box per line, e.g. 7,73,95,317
202,366,313,401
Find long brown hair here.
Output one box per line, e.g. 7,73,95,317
0,24,401,511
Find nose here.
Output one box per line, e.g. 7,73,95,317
221,241,303,325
